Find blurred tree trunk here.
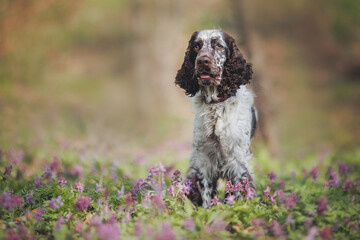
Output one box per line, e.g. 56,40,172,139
230,0,280,157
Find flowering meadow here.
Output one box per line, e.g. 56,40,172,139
0,147,360,239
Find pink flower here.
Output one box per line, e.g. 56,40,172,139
225,180,234,194
50,156,60,172
184,218,196,231
34,208,45,222
75,181,84,192
97,223,121,240
224,194,236,204
25,191,34,204
305,226,318,240
5,229,21,240
55,216,66,230
316,197,328,216
311,166,319,181
155,162,166,174
268,171,277,185
75,221,83,233
263,186,271,199
117,186,124,198
34,176,42,188
210,219,227,232
0,193,23,211
320,227,332,240
73,165,83,178
168,185,175,197
75,196,91,211
338,161,347,176
209,196,220,206
268,220,284,238
152,194,165,210
324,170,340,187
3,164,12,177
48,196,63,209
285,192,300,209
156,222,175,240
8,147,24,164
58,176,66,187
343,180,353,192
251,218,265,227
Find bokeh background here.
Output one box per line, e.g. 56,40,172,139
1,0,359,163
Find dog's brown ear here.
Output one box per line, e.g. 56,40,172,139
218,33,253,99
175,32,200,96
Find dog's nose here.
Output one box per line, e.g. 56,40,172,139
197,56,211,67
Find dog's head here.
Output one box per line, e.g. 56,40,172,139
175,30,253,100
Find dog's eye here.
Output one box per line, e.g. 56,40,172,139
215,43,223,49
193,45,199,52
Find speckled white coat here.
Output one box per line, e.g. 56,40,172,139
187,85,256,208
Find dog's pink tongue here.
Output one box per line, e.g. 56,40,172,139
200,75,211,79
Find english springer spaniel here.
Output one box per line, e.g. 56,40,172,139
175,30,257,208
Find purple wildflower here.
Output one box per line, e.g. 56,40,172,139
278,180,285,189
34,176,42,188
274,189,286,204
251,218,265,227
17,225,28,238
5,229,21,240
73,164,83,178
285,192,300,209
55,216,66,230
343,180,353,192
184,218,196,231
338,161,347,176
0,193,23,211
268,220,284,238
178,182,191,199
96,182,102,192
311,166,319,181
4,164,12,177
75,196,91,211
224,194,236,204
124,192,136,208
324,170,340,187
50,156,60,172
316,197,328,216
157,222,175,240
155,162,166,174
225,180,234,194
135,220,142,236
75,181,84,192
48,196,63,209
263,186,271,199
320,227,332,240
42,166,53,180
58,175,66,187
97,223,121,240
132,178,146,197
117,186,124,198
305,226,318,240
168,185,175,197
210,219,227,232
75,221,83,233
209,196,220,206
26,191,34,204
34,208,45,222
268,171,277,184
284,214,295,226
8,147,24,164
153,194,165,210
171,170,182,185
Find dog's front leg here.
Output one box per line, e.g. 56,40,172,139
187,152,218,208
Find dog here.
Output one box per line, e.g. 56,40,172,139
175,30,257,208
